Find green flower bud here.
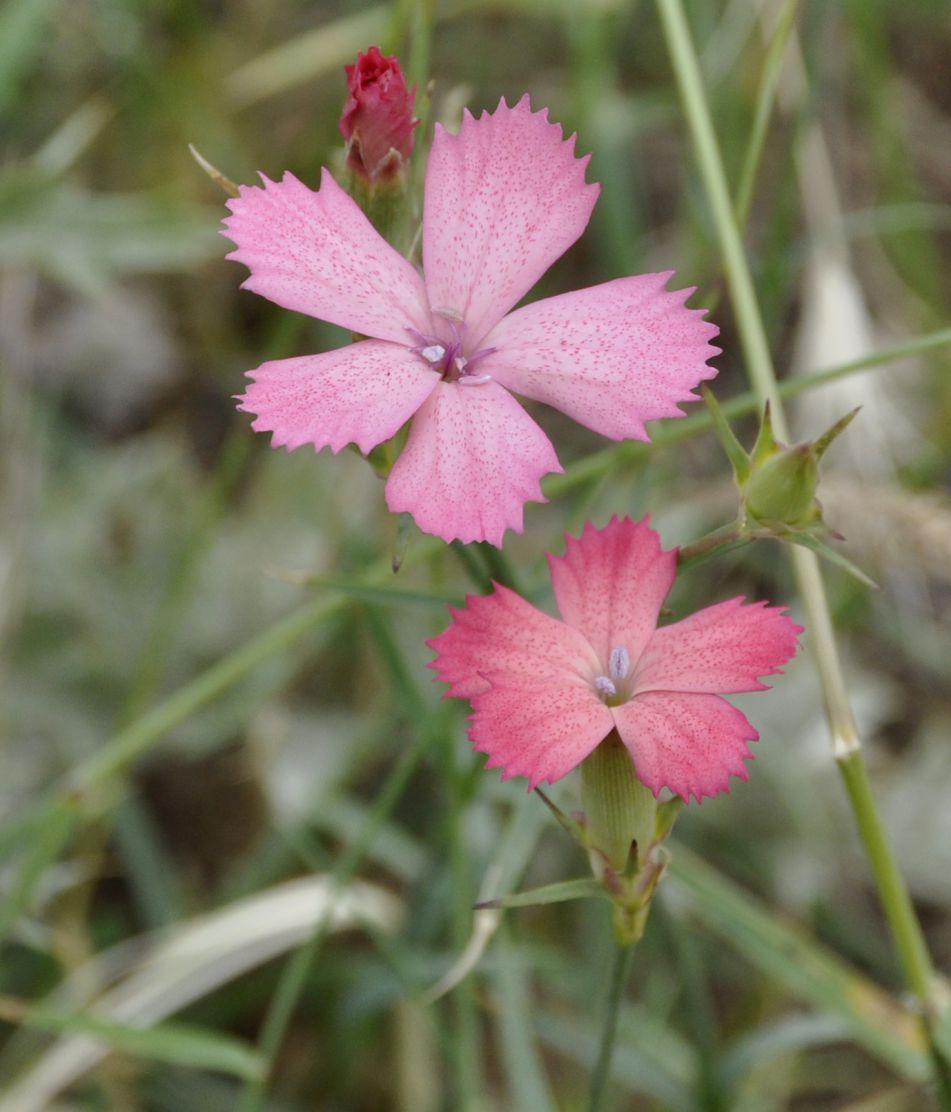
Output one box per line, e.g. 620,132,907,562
741,403,859,532
745,442,820,527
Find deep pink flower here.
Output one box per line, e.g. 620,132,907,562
340,46,418,183
223,97,720,546
428,517,802,800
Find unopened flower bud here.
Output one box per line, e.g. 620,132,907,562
745,442,820,527
340,46,418,187
742,403,859,531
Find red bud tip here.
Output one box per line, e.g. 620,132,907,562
340,46,418,184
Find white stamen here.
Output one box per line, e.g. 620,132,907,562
421,344,446,365
609,646,630,681
457,373,493,387
594,675,617,698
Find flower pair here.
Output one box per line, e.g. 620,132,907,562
223,81,800,801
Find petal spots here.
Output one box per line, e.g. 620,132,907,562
470,676,613,790
633,598,803,696
427,584,600,700
548,516,676,670
429,516,801,797
612,691,758,802
223,170,430,343
238,341,439,456
422,96,599,348
385,379,562,546
481,274,720,441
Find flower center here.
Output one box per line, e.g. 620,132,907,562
593,645,631,705
407,312,496,385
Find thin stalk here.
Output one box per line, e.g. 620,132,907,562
444,743,481,1110
733,0,801,229
586,942,636,1112
655,0,947,1085
676,521,748,571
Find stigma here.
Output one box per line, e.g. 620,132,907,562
593,646,630,704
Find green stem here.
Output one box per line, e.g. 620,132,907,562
444,737,481,1109
586,941,636,1112
656,0,947,1085
656,0,783,423
837,755,930,1000
676,521,748,571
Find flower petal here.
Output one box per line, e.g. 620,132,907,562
634,598,802,695
481,274,720,441
223,170,430,343
385,379,562,545
612,691,757,801
548,517,676,670
238,341,439,455
422,95,599,347
470,677,613,789
427,584,600,700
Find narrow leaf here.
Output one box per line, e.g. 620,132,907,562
668,848,928,1080
785,530,878,589
476,878,607,911
702,384,750,482
8,1010,264,1081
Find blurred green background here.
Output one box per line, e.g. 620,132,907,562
2,0,951,1108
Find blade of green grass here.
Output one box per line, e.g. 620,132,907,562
0,1007,264,1082
0,800,83,944
226,6,389,107
493,923,556,1111
0,0,59,115
667,847,929,1081
733,0,801,228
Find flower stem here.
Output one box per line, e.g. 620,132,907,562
676,521,748,571
655,0,949,1089
586,941,636,1112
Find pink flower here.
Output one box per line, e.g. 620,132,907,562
223,97,720,546
428,517,802,800
340,46,418,183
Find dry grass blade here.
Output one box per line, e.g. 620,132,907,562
0,877,403,1112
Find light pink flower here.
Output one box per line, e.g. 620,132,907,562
223,97,719,546
428,517,802,800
